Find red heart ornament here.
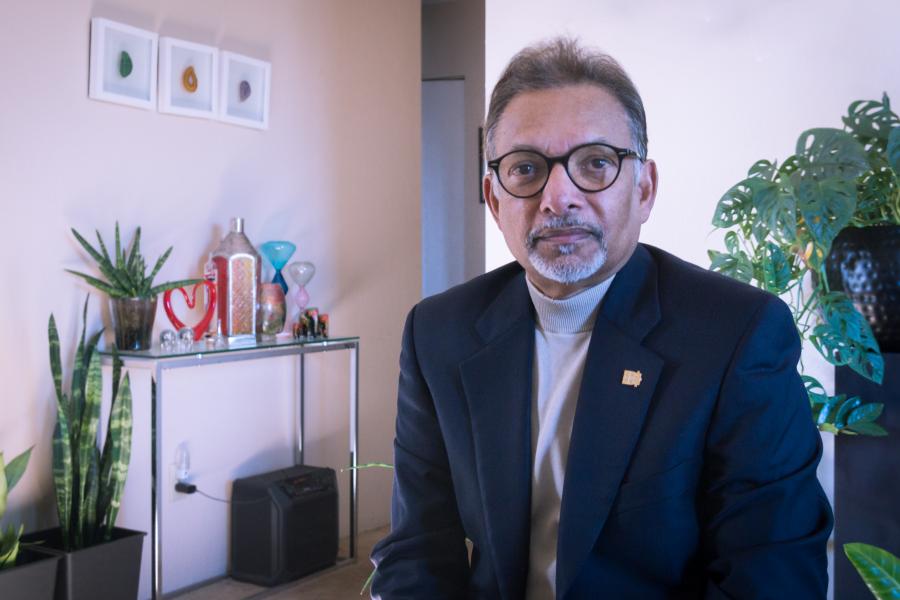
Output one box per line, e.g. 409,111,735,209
163,281,217,341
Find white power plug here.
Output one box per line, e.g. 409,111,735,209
174,445,190,483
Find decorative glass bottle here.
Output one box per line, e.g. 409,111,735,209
212,218,261,342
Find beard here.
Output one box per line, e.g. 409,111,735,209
525,216,608,284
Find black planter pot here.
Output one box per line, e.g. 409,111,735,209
23,528,145,600
111,296,157,350
0,548,59,600
825,224,900,353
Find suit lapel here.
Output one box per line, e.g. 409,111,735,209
459,270,534,600
556,245,665,597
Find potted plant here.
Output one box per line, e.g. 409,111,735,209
708,94,900,599
24,298,145,600
1,446,60,600
66,222,200,350
708,93,900,436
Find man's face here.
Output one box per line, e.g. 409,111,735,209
484,84,658,299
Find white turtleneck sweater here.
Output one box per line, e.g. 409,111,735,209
524,275,614,600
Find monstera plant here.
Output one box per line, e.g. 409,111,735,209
709,93,900,436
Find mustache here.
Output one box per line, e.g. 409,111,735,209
526,216,604,250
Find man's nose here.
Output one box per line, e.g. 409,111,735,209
539,162,583,214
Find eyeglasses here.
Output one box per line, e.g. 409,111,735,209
487,142,640,199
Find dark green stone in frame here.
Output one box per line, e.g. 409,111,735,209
239,80,251,102
119,51,133,78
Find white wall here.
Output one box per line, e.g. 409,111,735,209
484,1,900,595
0,0,420,596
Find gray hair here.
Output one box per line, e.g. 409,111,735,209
484,37,648,161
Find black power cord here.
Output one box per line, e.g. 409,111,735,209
174,481,268,505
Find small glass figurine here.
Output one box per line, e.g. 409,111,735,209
160,329,177,351
259,241,296,294
177,327,194,350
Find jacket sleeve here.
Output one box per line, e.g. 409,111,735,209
369,306,470,598
701,296,833,598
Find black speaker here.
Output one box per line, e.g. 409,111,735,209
230,464,338,586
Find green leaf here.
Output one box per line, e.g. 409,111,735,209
126,227,141,271
796,178,857,258
52,416,72,550
747,159,777,180
101,372,132,540
148,278,204,297
848,402,884,425
752,181,797,244
810,292,883,383
888,126,900,176
4,447,33,493
755,242,793,293
65,270,127,298
843,94,900,153
144,247,174,294
71,228,113,272
845,421,888,437
709,250,753,283
713,180,754,228
795,128,869,180
844,543,900,599
0,453,7,519
114,222,123,271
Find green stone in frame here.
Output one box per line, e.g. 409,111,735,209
119,51,133,78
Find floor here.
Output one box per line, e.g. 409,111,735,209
173,527,387,600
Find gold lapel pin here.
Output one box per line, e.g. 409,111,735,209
622,369,642,388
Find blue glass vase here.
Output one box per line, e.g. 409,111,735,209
259,241,296,294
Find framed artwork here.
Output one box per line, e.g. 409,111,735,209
89,18,158,109
219,51,271,130
159,37,218,118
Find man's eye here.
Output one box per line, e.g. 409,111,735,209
509,162,537,177
584,156,610,170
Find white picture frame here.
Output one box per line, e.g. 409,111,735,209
89,18,158,110
218,51,271,130
158,37,218,119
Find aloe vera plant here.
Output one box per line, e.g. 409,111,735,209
66,222,199,299
49,297,133,550
0,446,33,568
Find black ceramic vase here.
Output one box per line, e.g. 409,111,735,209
825,224,900,353
111,296,157,351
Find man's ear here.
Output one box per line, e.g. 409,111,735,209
484,174,502,226
636,159,658,223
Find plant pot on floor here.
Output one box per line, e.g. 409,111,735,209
111,296,157,350
0,547,60,600
23,527,145,600
826,224,900,353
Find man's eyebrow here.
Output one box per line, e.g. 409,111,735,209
504,138,615,154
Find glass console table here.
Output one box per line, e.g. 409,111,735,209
100,334,360,599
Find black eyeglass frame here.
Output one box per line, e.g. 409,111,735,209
486,142,642,199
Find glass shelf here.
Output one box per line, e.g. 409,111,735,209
97,334,359,360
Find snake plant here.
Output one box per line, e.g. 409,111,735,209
66,222,199,299
49,296,132,550
0,446,33,568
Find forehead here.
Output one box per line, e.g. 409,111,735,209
492,84,632,155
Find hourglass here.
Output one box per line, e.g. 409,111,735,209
259,241,296,294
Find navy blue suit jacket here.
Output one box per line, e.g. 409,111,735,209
371,244,833,599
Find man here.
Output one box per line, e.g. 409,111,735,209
371,38,832,599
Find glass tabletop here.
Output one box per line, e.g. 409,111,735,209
97,334,359,359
